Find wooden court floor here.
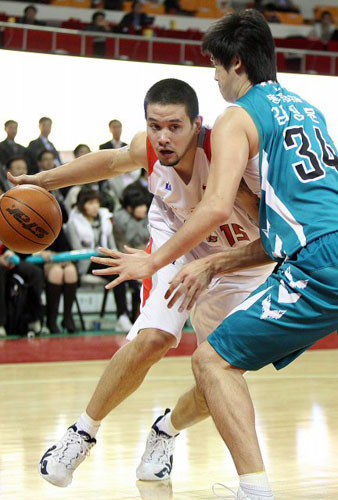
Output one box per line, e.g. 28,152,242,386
1,350,338,499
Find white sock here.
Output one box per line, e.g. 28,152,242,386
156,411,180,436
76,412,101,439
239,471,274,498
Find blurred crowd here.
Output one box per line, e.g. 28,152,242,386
0,117,152,338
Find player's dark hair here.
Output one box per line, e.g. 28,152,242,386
77,187,101,215
144,79,199,124
6,156,27,170
37,149,55,162
202,9,277,85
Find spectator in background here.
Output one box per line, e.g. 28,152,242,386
18,4,46,26
263,0,300,13
4,156,28,191
113,184,150,323
99,119,127,150
0,242,45,337
74,144,91,158
27,117,61,174
65,187,132,331
164,0,196,16
104,0,124,10
0,120,26,167
100,119,139,208
309,11,337,45
35,149,78,332
117,1,154,34
85,10,111,57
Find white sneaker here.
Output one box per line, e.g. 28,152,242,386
114,313,133,332
0,326,6,337
136,479,173,499
213,483,275,500
39,424,96,487
136,409,177,481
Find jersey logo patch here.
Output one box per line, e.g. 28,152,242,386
165,182,172,191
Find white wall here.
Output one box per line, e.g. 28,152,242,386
0,49,337,151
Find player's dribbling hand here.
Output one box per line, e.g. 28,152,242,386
165,257,213,312
91,246,156,289
7,171,44,189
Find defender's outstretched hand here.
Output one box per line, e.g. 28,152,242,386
7,171,44,189
165,257,214,312
91,246,155,289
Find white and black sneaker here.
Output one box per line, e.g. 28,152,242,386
136,409,178,481
39,424,96,487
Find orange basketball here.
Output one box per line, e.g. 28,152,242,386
0,185,62,254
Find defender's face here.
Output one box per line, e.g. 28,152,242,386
213,58,238,103
146,103,200,167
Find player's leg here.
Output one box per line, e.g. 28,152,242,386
139,268,274,481
39,229,190,487
192,233,338,499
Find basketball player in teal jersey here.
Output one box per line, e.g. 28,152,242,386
94,9,338,499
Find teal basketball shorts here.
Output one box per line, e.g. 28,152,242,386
208,231,338,371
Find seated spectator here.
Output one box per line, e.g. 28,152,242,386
0,242,44,337
0,120,26,167
33,148,78,333
73,144,91,158
164,0,196,16
18,4,46,26
99,119,127,150
263,0,300,13
27,117,61,174
309,11,337,45
117,1,154,34
113,184,150,323
104,0,124,10
65,187,132,331
5,156,28,191
85,11,111,57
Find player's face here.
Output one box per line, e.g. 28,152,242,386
212,57,239,104
146,103,201,167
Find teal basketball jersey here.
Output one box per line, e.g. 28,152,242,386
236,81,338,261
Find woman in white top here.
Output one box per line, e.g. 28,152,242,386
65,187,132,331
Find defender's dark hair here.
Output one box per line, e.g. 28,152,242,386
144,79,199,124
202,10,277,85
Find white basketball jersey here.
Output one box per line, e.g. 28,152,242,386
147,127,264,260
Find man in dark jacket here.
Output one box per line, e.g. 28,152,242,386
0,120,26,167
26,117,61,174
99,119,127,150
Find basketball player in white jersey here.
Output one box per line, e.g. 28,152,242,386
9,79,273,489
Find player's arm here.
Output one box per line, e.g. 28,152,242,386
92,107,262,288
7,132,148,191
165,238,272,311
